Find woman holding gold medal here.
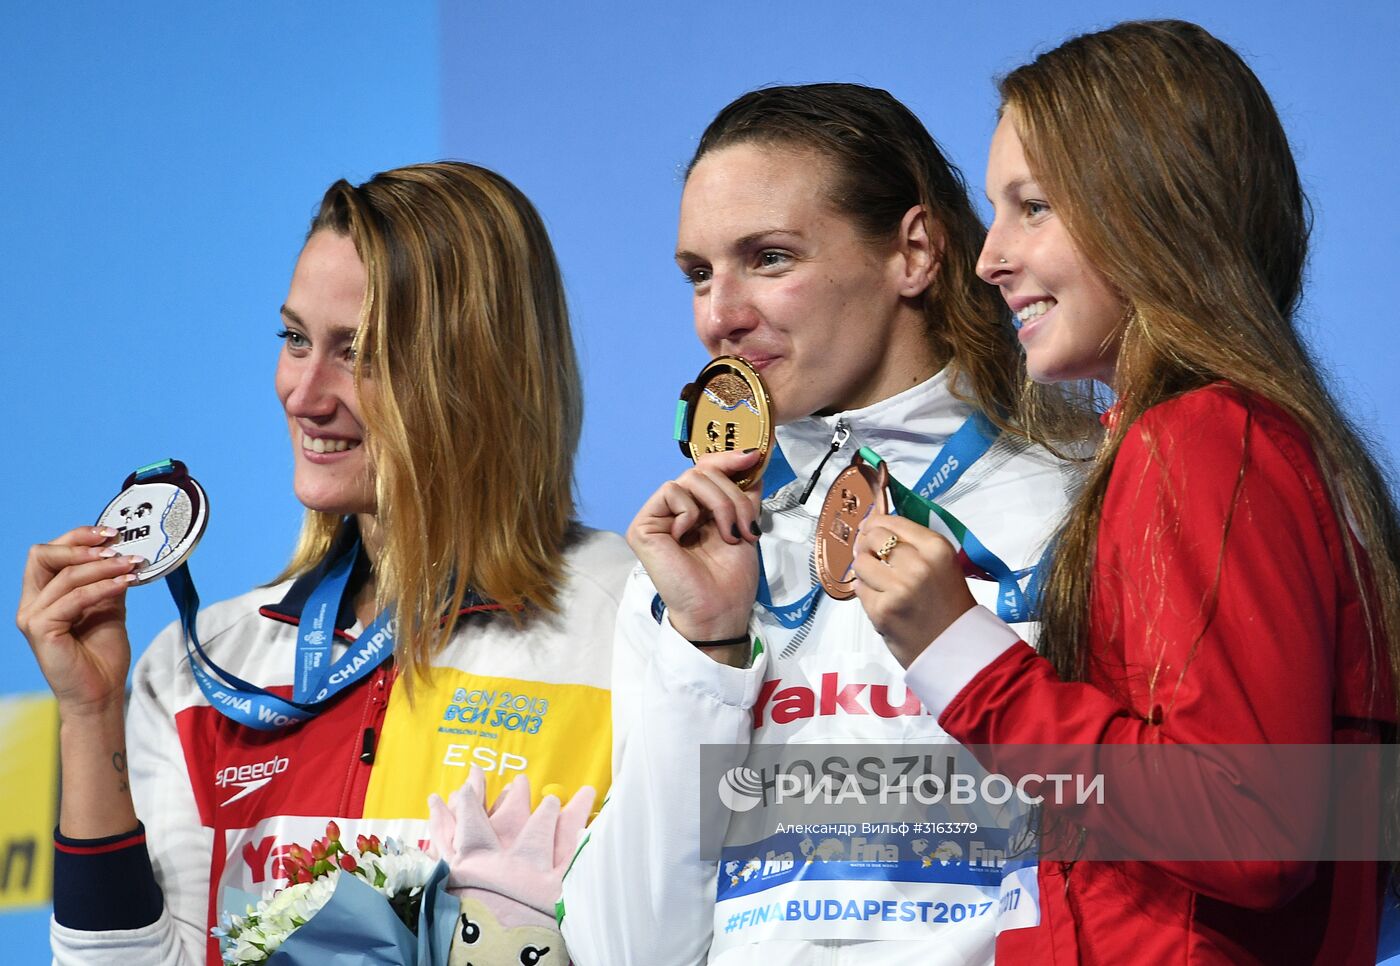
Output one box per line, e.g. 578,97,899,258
560,84,1089,965
18,163,633,965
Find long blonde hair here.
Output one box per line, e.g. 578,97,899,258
1006,19,1400,836
277,162,583,683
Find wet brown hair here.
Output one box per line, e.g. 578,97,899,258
690,82,1083,440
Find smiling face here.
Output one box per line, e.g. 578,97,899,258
978,113,1124,387
676,142,938,424
274,230,375,516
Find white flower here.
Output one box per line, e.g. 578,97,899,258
361,850,437,900
260,875,339,934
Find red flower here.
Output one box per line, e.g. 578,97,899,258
355,833,382,856
326,821,341,843
338,853,358,873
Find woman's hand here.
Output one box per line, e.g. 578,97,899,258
16,526,144,719
852,514,976,669
627,450,763,663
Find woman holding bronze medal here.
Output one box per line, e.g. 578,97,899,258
18,162,632,964
560,84,1089,964
880,21,1400,964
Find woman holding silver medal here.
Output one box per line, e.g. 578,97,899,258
17,162,633,965
559,84,1090,965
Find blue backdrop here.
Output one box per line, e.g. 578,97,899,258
4,1,1396,959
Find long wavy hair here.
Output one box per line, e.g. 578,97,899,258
277,161,583,684
1008,20,1400,843
689,83,1085,442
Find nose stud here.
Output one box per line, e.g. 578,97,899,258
999,257,1007,264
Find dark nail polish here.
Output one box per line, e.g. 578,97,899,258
742,447,758,454
730,523,742,539
749,521,761,537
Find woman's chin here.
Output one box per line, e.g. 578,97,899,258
292,486,374,518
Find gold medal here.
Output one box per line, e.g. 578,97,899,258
675,355,773,491
814,455,888,599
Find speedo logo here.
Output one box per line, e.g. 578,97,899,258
216,755,291,806
752,673,929,729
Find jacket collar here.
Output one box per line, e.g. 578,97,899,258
774,367,978,497
258,519,504,639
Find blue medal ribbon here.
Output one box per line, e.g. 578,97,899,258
155,503,395,730
121,463,401,730
761,444,797,498
909,411,1000,502
164,535,395,730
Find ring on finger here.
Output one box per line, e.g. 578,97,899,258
874,533,899,564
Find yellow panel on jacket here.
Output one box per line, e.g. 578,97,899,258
364,671,611,817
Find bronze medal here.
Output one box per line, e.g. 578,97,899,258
676,355,773,491
814,456,889,599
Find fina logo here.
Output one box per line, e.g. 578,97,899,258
304,629,328,648
717,766,764,812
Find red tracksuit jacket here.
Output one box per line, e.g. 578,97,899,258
909,385,1396,964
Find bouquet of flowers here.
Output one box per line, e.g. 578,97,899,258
215,822,458,965
214,769,595,966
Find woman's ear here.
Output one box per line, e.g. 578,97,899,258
894,204,944,298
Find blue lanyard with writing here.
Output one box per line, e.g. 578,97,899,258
165,538,394,731
755,413,1002,629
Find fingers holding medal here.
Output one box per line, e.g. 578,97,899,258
37,460,206,610
19,526,143,654
630,451,764,646
647,352,772,548
653,451,766,546
852,514,977,668
625,357,776,646
17,460,209,712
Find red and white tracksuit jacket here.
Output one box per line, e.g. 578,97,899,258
50,526,633,966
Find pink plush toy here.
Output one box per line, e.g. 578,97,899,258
427,766,595,966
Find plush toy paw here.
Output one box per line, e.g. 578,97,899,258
427,766,595,966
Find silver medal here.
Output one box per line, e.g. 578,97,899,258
95,460,208,584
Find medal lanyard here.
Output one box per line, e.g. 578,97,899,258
164,537,395,731
755,413,1006,629
857,445,1036,623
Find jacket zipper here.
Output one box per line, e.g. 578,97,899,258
341,665,392,815
796,419,851,505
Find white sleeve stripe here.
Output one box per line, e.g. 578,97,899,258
904,605,1021,719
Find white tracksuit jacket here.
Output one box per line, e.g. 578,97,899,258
560,370,1081,966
